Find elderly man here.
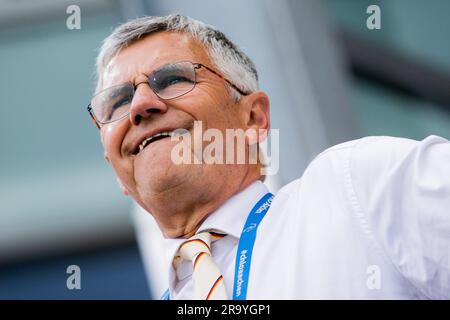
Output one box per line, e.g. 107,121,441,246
87,14,450,300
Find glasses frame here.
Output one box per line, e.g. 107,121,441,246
87,61,250,129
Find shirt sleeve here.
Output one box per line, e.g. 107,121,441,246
349,135,450,299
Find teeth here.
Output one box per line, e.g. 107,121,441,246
138,131,173,153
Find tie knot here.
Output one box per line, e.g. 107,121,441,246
174,230,228,300
177,231,226,262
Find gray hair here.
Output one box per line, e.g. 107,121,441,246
95,13,259,100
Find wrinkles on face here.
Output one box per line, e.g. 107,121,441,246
98,31,252,232
102,33,197,90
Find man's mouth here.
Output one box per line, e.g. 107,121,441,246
129,120,195,157
133,131,174,155
131,127,192,156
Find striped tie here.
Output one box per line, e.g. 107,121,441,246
175,231,228,300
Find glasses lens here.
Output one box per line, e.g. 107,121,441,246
150,61,196,99
91,83,134,124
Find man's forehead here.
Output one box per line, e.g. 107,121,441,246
101,31,209,89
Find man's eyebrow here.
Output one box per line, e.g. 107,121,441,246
106,84,130,99
103,61,178,92
139,62,172,78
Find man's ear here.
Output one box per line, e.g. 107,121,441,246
242,91,270,145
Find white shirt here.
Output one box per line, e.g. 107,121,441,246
164,135,450,299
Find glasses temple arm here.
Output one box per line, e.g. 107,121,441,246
87,105,101,130
196,63,250,96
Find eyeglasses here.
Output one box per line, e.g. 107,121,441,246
87,61,249,129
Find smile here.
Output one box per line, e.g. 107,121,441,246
135,131,175,155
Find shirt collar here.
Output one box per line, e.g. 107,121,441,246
163,180,269,270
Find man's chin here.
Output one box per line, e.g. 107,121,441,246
134,164,188,197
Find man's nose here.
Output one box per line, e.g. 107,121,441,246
129,82,168,126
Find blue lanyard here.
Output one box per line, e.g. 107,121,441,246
161,192,274,300
232,192,273,300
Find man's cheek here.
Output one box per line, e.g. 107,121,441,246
102,124,115,144
101,124,122,156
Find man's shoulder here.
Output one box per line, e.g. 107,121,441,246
316,135,419,161
277,135,446,197
277,136,424,197
305,135,423,177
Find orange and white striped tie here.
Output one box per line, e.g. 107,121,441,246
175,231,228,300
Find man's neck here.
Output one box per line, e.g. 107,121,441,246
146,167,262,239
